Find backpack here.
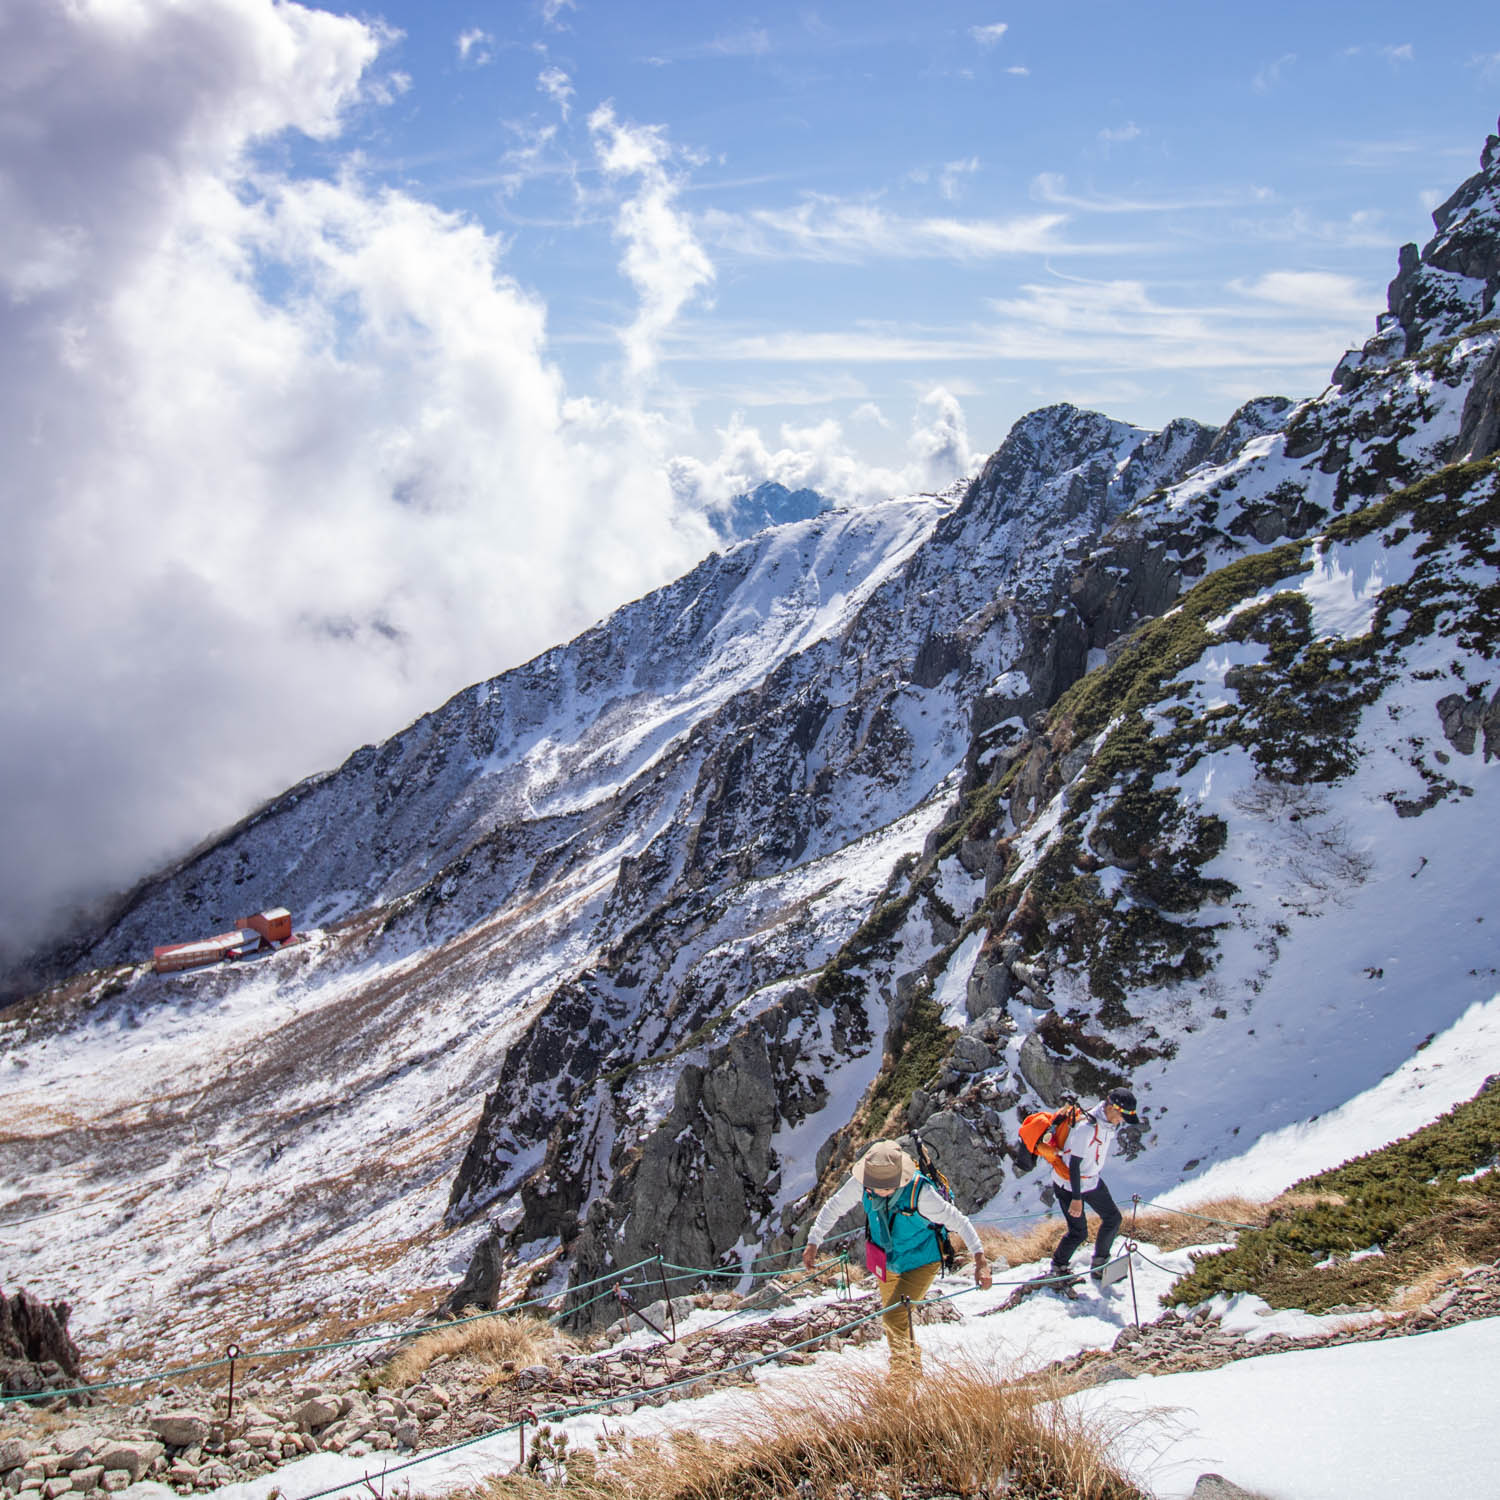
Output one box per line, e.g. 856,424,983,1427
1019,1103,1085,1173
907,1133,957,1273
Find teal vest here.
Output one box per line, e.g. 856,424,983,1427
863,1175,940,1273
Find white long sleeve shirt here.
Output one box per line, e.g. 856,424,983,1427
807,1173,983,1256
1060,1104,1119,1193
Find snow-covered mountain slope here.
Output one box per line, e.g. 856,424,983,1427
3,122,1499,1369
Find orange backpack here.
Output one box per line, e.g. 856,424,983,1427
1019,1105,1084,1172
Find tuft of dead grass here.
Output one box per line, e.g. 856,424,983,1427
474,1359,1150,1500
979,1195,1272,1268
377,1310,576,1390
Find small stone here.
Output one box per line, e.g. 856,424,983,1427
0,1444,31,1476
65,1472,100,1496
97,1479,129,1496
40,1483,72,1500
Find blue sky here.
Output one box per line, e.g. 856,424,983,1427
1,0,1497,956
309,0,1499,468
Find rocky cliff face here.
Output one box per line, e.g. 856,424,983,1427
7,124,1500,1361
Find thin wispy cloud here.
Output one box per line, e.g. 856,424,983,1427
537,65,574,119
970,22,1009,47
456,28,493,66
1253,52,1297,93
1007,66,1029,76
1098,122,1142,145
589,103,716,381
939,157,981,201
1469,50,1500,80
707,27,771,57
701,196,1070,262
541,0,575,28
1227,205,1392,250
1032,172,1268,215
696,271,1373,375
1232,270,1372,318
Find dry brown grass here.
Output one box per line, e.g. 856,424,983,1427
978,1195,1271,1269
377,1310,576,1390
472,1359,1150,1500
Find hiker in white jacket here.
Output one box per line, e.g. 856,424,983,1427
1048,1086,1138,1281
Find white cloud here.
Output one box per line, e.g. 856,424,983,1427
541,0,575,28
1032,172,1269,215
1233,270,1371,318
1098,121,1142,145
667,388,976,514
588,103,717,382
537,65,574,118
1253,53,1297,93
456,28,493,66
939,157,981,201
970,23,1009,47
1469,51,1500,80
1007,66,1029,76
1381,44,1414,64
701,271,1374,376
701,196,1068,262
0,0,719,965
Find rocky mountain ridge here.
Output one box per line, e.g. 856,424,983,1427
2,122,1498,1365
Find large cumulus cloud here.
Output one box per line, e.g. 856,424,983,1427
0,0,980,970
0,0,721,962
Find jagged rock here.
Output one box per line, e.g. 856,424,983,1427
0,1290,83,1396
900,1113,1004,1211
0,1440,31,1473
964,952,1011,1020
949,1034,993,1073
1437,693,1490,755
1018,1032,1084,1106
443,1222,507,1314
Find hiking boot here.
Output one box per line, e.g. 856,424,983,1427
1089,1259,1107,1283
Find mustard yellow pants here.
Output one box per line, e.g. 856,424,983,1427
877,1260,940,1381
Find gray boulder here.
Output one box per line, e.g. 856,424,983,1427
902,1110,1004,1211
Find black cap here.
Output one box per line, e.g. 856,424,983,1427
1106,1087,1139,1122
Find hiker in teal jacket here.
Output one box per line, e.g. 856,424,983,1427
802,1140,991,1379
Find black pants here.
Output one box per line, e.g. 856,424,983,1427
1051,1181,1123,1271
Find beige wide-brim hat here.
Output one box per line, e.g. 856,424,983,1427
852,1140,917,1193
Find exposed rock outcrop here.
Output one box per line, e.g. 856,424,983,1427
0,1288,83,1398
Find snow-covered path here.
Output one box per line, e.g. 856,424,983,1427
1068,1314,1500,1500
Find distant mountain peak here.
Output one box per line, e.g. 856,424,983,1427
708,480,831,543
